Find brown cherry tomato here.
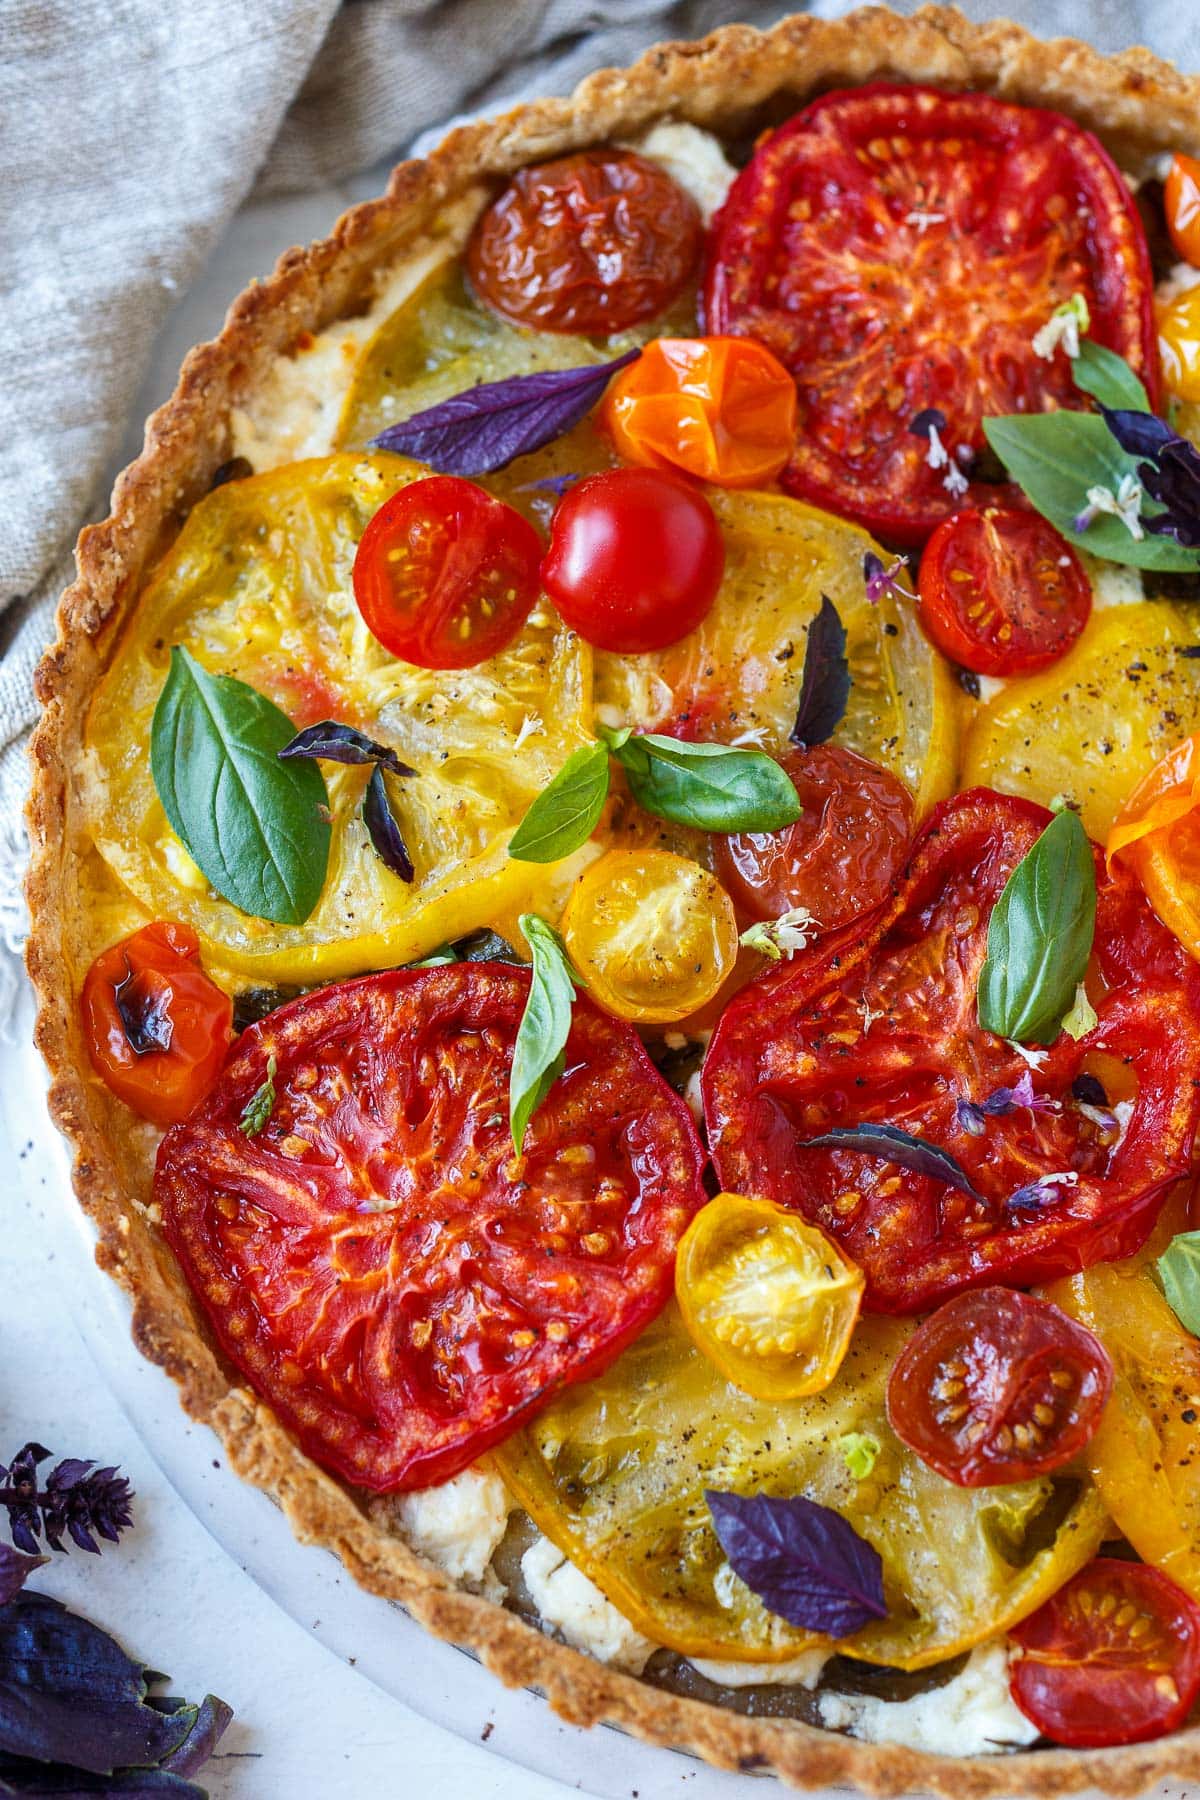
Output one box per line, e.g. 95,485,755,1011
1165,152,1200,268
603,337,797,488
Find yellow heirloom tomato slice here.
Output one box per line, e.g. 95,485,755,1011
491,1305,1107,1668
82,453,593,985
675,1194,863,1400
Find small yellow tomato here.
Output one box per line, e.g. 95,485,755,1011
561,849,737,1024
1158,285,1200,404
675,1192,864,1400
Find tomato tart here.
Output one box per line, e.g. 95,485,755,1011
27,7,1200,1793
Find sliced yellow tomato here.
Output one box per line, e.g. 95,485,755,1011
1129,812,1200,964
675,1194,863,1400
490,1304,1108,1668
1159,285,1200,405
961,602,1200,839
82,453,593,985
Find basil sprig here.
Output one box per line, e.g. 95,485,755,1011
1158,1232,1200,1338
151,648,331,924
508,743,611,863
977,808,1097,1045
510,914,578,1152
1071,340,1152,413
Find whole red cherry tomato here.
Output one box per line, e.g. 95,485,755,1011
1165,152,1200,267
352,475,542,670
82,922,233,1126
467,150,701,335
603,337,797,488
541,468,725,653
1010,1559,1200,1747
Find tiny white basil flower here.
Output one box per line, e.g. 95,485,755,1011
858,995,886,1034
923,422,950,471
1032,292,1091,362
740,907,821,961
513,713,542,751
904,210,946,233
1080,472,1146,541
942,462,970,499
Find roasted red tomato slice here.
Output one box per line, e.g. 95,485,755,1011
705,84,1158,543
1010,1559,1200,1748
703,789,1200,1313
886,1287,1112,1486
156,965,705,1492
918,504,1092,677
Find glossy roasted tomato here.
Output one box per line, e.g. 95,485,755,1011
887,1288,1112,1487
467,150,701,336
560,849,738,1024
352,475,542,670
1158,285,1200,404
541,468,724,653
1010,1559,1200,1748
703,789,1200,1313
82,922,233,1127
1165,153,1200,267
705,84,1158,543
156,965,706,1492
1107,733,1200,961
675,1193,864,1400
917,504,1091,677
715,743,913,932
602,337,797,488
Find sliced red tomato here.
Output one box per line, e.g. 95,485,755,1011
703,789,1200,1313
155,965,706,1492
352,475,542,670
886,1287,1112,1486
705,84,1158,543
1010,1559,1200,1747
714,743,913,932
917,504,1092,677
82,922,233,1127
466,150,701,335
602,337,797,488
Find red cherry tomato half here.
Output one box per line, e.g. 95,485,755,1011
715,743,913,933
705,84,1158,543
352,475,543,670
886,1287,1112,1486
1010,1559,1200,1747
156,964,706,1492
466,150,701,336
541,467,725,654
82,922,233,1127
917,504,1092,677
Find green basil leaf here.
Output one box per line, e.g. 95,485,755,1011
151,648,331,924
1071,341,1152,413
977,808,1097,1045
1158,1232,1200,1337
508,742,611,863
983,413,1200,572
605,732,801,833
510,914,578,1152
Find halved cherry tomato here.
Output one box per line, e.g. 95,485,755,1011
1158,284,1200,402
675,1192,864,1399
703,789,1200,1313
467,150,701,336
705,84,1158,543
156,964,706,1491
82,922,233,1127
917,504,1092,677
715,743,913,932
887,1287,1112,1487
352,475,542,670
1165,153,1200,267
602,337,797,488
1010,1559,1200,1747
541,468,724,653
561,849,737,1024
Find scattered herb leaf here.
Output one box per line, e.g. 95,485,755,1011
510,915,578,1153
838,1433,881,1482
790,596,850,747
0,1546,47,1607
977,808,1096,1045
1104,407,1200,549
238,1054,277,1138
1071,341,1152,412
799,1122,982,1199
362,765,414,882
1061,982,1099,1042
279,720,415,776
705,1490,886,1638
603,730,801,834
508,743,611,863
1159,1232,1200,1338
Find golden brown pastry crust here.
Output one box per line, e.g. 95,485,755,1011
25,8,1200,1792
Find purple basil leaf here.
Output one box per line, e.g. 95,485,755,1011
362,767,414,883
279,721,414,777
1101,407,1175,459
113,972,173,1057
706,1490,886,1638
908,408,947,439
157,1696,234,1779
790,596,850,747
1101,408,1200,547
0,1548,47,1607
0,1761,208,1796
799,1122,982,1199
44,1463,93,1493
369,349,641,475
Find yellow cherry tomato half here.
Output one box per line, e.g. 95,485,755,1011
1165,153,1200,268
675,1193,864,1400
602,336,797,488
561,849,737,1024
1158,284,1200,404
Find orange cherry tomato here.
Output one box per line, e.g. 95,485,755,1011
1107,732,1200,868
603,337,797,488
1158,284,1200,403
82,922,233,1126
1165,153,1200,267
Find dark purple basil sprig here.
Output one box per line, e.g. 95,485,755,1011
1102,407,1200,549
279,720,415,777
799,1122,982,1200
790,596,850,748
955,1071,1057,1137
706,1490,886,1638
369,349,641,476
0,1446,133,1558
362,766,415,883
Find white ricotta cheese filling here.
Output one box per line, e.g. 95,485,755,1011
392,1464,511,1585
520,1535,655,1673
816,1643,1039,1757
689,1650,829,1688
626,122,737,223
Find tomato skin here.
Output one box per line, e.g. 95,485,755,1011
603,337,797,488
917,505,1092,678
887,1287,1112,1487
82,922,233,1127
1010,1559,1200,1748
466,150,701,336
541,468,725,653
352,475,542,670
1165,153,1200,268
155,964,706,1492
715,744,913,932
1158,284,1200,403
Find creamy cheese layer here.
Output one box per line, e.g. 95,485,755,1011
817,1643,1038,1757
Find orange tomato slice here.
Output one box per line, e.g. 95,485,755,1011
602,336,797,488
1107,731,1200,868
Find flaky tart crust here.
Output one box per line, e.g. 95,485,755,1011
25,8,1200,1792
